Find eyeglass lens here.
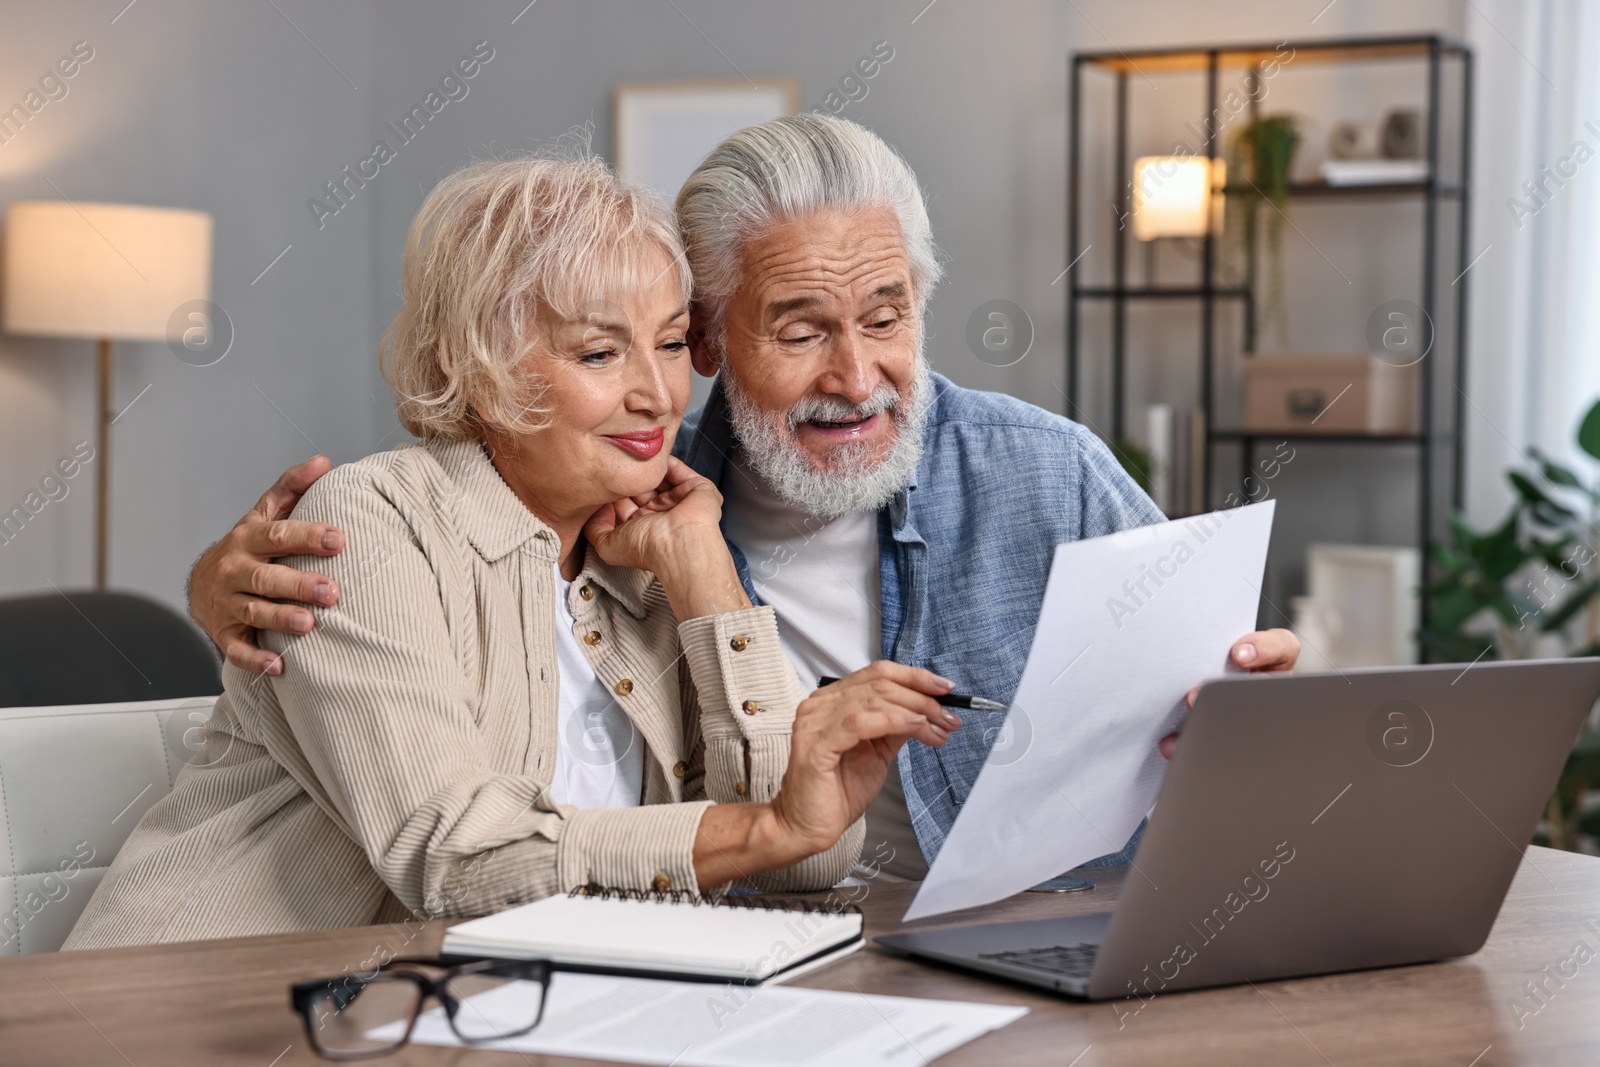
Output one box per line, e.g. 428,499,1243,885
441,973,546,1042
308,970,547,1054
306,975,420,1055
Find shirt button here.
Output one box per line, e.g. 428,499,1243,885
734,782,747,796
579,585,594,601
741,700,759,716
584,631,602,646
729,634,748,652
672,761,686,778
615,678,634,696
651,874,672,892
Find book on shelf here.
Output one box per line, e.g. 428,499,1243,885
1318,159,1430,185
1145,405,1206,518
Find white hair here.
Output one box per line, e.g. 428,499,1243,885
675,113,943,360
381,155,688,441
724,355,934,518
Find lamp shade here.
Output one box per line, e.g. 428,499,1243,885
3,201,212,341
1132,157,1225,241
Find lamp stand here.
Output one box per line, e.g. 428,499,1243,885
96,336,113,591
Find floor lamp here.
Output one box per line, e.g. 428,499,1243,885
3,201,213,589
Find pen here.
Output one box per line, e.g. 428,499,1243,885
816,676,1008,713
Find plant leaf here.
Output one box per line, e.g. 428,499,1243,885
1576,806,1600,840
1578,398,1600,461
1430,586,1491,632
1509,470,1556,507
1531,499,1580,527
1529,535,1577,568
1448,511,1490,555
1429,542,1471,576
1536,452,1587,491
1481,535,1531,582
1537,578,1600,632
1418,630,1497,662
1488,592,1530,631
1510,473,1582,527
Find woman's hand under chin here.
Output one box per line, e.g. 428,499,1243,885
584,457,751,620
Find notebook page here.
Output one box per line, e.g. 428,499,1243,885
443,895,861,977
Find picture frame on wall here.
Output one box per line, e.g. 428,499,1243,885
613,79,799,202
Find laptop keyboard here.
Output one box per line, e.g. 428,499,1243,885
977,942,1100,979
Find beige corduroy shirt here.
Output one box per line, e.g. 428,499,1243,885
65,439,861,950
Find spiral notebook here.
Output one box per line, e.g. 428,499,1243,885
441,888,864,985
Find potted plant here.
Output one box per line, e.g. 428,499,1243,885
1421,397,1600,851
1227,114,1301,349
1113,438,1155,495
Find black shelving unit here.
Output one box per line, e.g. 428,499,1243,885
1065,34,1473,645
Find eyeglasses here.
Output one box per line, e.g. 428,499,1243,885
290,955,552,1059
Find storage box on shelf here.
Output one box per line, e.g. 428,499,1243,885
1242,353,1418,435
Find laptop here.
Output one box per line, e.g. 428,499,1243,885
878,658,1600,1002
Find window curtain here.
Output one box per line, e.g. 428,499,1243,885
1466,0,1600,520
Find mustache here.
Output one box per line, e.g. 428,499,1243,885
786,384,903,432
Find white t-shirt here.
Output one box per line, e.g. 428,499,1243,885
550,565,645,810
721,457,928,882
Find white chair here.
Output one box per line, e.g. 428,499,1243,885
0,695,218,954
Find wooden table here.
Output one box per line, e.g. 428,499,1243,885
5,846,1600,1065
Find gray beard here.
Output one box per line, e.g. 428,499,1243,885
723,359,933,520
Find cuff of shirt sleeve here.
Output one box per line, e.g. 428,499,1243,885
741,817,865,894
554,800,714,894
424,836,562,917
702,731,791,804
679,606,802,741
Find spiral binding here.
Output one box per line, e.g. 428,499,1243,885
569,883,862,916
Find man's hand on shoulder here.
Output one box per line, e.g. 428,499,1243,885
188,456,345,677
1160,628,1300,759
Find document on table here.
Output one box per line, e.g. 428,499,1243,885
400,971,1027,1067
905,501,1275,922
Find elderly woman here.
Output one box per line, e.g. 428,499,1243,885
65,158,957,949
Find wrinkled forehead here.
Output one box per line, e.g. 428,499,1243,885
737,209,912,313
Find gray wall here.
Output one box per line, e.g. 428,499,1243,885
0,2,380,610
0,0,1499,625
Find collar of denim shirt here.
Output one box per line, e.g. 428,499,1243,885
676,372,928,629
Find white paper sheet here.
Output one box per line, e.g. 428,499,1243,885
397,971,1027,1067
905,501,1275,921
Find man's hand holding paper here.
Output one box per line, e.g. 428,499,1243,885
906,501,1278,921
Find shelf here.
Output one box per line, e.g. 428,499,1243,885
1075,34,1469,74
1073,286,1250,300
1209,430,1454,445
1066,30,1472,648
1222,181,1467,199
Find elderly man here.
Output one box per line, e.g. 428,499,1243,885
188,114,1297,882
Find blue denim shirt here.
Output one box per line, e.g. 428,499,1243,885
678,373,1165,868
